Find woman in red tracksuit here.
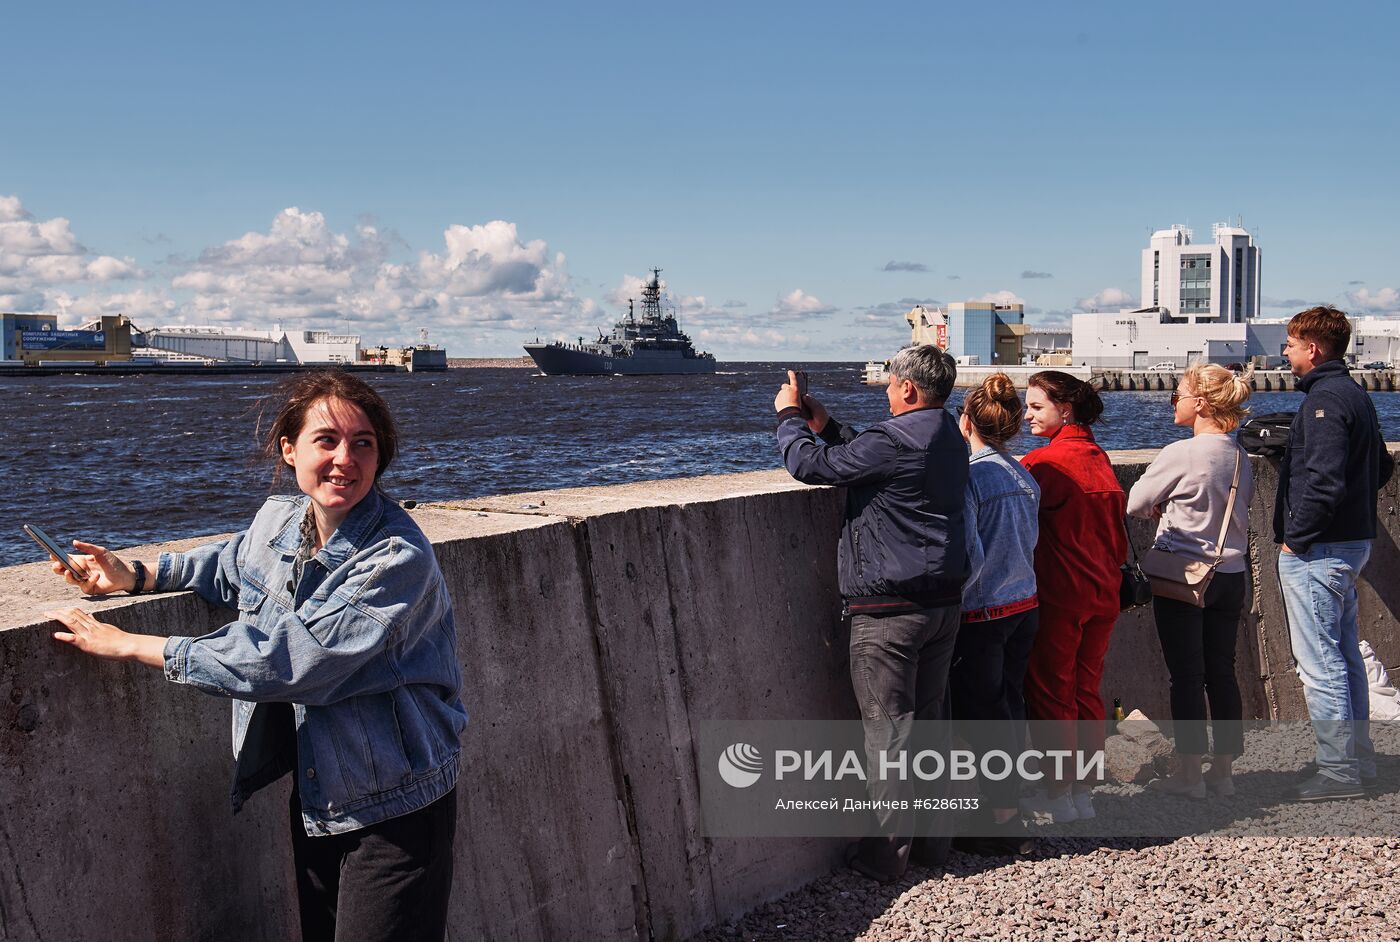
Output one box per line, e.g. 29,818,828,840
1018,371,1126,823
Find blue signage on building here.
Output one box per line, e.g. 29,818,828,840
20,330,106,351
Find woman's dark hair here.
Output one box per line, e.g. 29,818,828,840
1028,370,1104,425
963,372,1023,446
259,370,398,486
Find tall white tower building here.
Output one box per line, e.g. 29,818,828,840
1141,223,1261,323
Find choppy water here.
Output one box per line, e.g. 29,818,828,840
4,363,1398,567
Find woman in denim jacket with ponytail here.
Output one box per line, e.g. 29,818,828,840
46,370,467,942
951,372,1040,857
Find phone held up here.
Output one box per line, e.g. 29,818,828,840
791,369,810,418
21,524,87,580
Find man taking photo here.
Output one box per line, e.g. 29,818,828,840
1275,305,1390,801
774,345,967,882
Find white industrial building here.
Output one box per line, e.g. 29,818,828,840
1142,223,1261,323
1350,318,1400,366
1073,223,1267,368
137,325,361,364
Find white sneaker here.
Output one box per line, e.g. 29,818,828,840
1019,790,1079,824
1072,792,1096,820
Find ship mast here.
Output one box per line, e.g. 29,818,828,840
640,268,664,324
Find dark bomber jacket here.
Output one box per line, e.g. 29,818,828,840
777,405,968,612
1273,359,1382,552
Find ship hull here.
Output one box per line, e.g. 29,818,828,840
524,343,717,375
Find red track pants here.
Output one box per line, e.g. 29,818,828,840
1023,599,1117,782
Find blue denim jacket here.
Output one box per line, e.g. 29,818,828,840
962,446,1040,617
156,489,467,835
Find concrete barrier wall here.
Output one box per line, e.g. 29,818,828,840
2,453,1398,940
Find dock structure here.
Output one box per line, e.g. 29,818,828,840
863,363,1400,392
862,362,1092,388
1097,368,1398,392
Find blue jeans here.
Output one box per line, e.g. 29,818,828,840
1277,540,1375,784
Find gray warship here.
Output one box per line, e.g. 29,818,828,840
524,268,718,375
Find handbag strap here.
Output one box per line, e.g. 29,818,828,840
1121,515,1140,564
1208,446,1244,569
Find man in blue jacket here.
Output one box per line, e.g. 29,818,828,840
775,344,967,881
1275,305,1386,801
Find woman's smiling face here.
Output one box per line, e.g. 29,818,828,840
280,396,379,516
1024,384,1066,438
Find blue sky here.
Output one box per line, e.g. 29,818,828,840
3,1,1397,358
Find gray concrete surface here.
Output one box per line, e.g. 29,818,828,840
2,458,1398,941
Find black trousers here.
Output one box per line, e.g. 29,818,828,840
290,787,457,942
950,607,1039,808
1152,570,1247,757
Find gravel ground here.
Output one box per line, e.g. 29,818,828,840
695,836,1400,942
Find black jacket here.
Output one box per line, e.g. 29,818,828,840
1273,359,1382,552
777,406,968,612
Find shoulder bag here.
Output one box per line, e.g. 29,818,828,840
1139,447,1243,607
1119,518,1153,612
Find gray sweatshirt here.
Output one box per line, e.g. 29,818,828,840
1126,433,1254,574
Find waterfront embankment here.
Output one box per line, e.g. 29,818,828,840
448,356,535,368
864,363,1400,391
1,452,1397,939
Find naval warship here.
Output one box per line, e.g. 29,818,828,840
524,268,718,375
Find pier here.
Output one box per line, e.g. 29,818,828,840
863,362,1400,392
3,453,1397,939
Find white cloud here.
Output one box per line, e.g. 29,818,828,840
974,289,1026,306
54,287,181,323
0,195,140,310
1347,287,1399,314
1076,287,1137,311
164,208,590,347
769,288,837,321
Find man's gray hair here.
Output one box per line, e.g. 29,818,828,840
889,344,956,401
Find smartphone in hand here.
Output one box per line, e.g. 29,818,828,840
22,524,87,580
791,369,811,417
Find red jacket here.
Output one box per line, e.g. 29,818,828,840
1020,424,1127,615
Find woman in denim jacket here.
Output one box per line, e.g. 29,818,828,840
46,371,467,942
951,373,1040,856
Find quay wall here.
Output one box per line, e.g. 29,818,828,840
862,366,1399,392
2,454,1398,941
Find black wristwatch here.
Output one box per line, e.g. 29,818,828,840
129,559,147,595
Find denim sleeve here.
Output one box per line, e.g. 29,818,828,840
1287,389,1351,551
963,487,985,591
154,532,248,610
776,413,897,487
162,536,435,706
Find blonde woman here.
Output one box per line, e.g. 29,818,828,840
1127,363,1254,798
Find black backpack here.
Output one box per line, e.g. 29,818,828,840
1239,412,1294,458
1238,407,1394,486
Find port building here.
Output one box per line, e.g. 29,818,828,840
1,313,135,365
1142,223,1261,322
944,301,1026,366
1072,223,1266,368
1,312,59,361
137,325,362,364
